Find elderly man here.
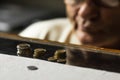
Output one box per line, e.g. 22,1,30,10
19,0,120,66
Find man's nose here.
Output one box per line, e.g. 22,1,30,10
78,1,99,20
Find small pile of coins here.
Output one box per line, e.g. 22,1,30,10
17,43,32,57
33,48,46,60
48,49,66,64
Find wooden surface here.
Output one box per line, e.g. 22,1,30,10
1,32,120,56
0,54,120,80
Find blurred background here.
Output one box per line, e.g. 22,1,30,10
0,0,66,33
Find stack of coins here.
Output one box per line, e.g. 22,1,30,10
33,48,46,59
54,50,66,59
48,49,66,64
55,50,66,63
17,43,32,57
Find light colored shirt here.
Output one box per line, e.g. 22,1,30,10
19,18,81,45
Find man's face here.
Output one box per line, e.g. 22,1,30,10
64,0,120,48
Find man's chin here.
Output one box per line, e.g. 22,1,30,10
80,37,95,45
79,36,116,48
76,30,104,46
80,38,103,47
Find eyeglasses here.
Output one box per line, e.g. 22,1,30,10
65,0,120,8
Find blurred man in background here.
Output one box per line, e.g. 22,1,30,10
19,0,120,65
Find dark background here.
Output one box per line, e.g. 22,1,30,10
0,0,66,33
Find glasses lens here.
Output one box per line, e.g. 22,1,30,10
101,0,119,7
